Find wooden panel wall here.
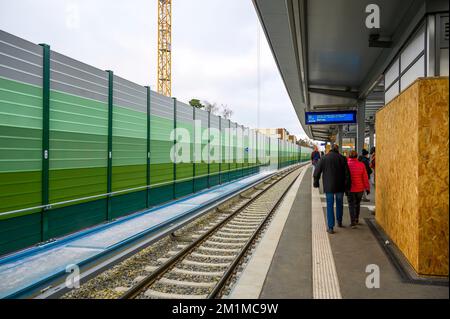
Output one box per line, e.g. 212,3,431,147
417,78,449,275
376,79,420,271
376,77,449,276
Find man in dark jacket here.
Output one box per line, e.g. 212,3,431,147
313,144,351,234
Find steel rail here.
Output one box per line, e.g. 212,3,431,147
119,165,300,299
208,168,300,298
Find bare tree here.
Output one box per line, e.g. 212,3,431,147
220,104,233,120
203,101,219,115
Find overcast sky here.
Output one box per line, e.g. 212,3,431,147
0,0,310,139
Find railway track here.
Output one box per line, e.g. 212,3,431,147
61,165,302,299
121,166,301,299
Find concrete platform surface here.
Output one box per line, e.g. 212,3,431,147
231,167,449,299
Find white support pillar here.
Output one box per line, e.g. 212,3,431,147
356,100,365,154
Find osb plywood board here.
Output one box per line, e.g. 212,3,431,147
376,77,449,276
417,78,449,276
376,80,420,271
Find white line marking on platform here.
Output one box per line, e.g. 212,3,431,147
228,166,308,299
312,183,342,299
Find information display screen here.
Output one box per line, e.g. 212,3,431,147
305,111,357,125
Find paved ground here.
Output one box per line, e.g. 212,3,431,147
256,167,449,299
259,166,313,298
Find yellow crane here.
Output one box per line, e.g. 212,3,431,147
157,0,172,96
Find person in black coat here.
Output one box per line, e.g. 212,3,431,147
313,144,351,233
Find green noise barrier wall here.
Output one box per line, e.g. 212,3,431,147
209,114,220,187
175,101,194,198
220,117,231,183
0,30,310,256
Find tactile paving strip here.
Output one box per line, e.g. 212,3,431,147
311,182,342,299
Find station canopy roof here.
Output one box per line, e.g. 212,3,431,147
253,0,435,141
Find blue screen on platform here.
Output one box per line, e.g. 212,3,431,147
305,111,357,125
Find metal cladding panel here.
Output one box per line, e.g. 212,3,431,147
243,127,249,164
220,118,230,167
261,133,268,164
256,132,262,163
270,137,279,165
113,75,146,113
0,30,43,86
385,79,399,103
48,49,109,204
0,30,43,214
0,30,43,56
385,58,399,89
236,124,244,165
150,90,173,119
150,91,173,185
230,122,238,166
209,114,220,168
50,51,108,103
194,108,208,174
176,101,194,181
249,129,256,164
220,117,230,129
401,55,425,91
176,101,193,122
401,25,425,73
195,108,209,126
111,75,147,192
301,146,312,162
210,114,220,128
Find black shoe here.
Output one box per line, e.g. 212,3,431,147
338,222,344,227
351,223,357,229
327,228,335,234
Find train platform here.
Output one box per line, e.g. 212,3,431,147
230,165,449,299
0,168,281,299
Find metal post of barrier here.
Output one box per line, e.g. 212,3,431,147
207,111,211,188
277,139,280,170
173,98,177,199
192,106,196,193
106,70,114,221
145,86,151,208
39,43,50,241
256,130,258,172
219,116,222,184
228,120,231,180
241,125,244,177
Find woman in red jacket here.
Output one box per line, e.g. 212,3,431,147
347,150,370,228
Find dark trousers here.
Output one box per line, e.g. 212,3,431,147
347,192,363,224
